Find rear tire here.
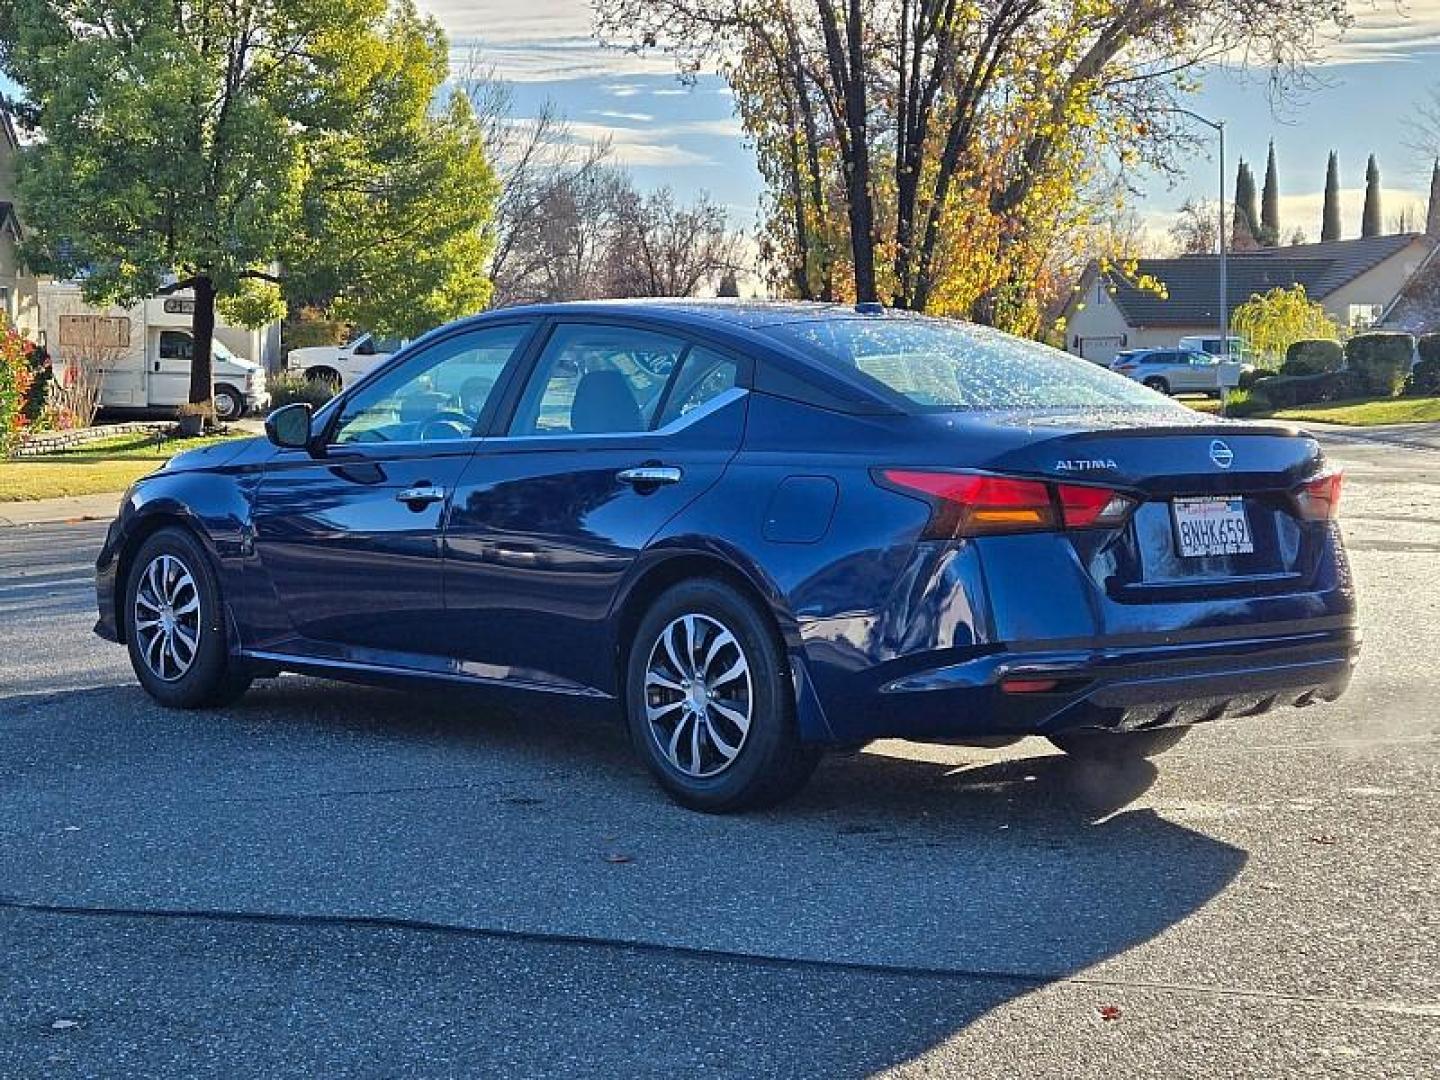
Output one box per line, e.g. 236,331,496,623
1142,376,1171,395
124,527,252,709
626,579,819,812
1048,727,1188,761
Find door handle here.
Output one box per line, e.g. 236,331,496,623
395,484,446,507
617,466,682,487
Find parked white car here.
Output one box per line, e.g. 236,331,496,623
1111,348,1251,397
286,332,405,390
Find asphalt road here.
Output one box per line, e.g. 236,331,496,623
2,435,1437,1079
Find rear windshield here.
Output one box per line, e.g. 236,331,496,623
760,318,1179,413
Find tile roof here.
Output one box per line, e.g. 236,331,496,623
1099,234,1430,327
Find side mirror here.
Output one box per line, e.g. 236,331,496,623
353,338,375,356
265,403,313,449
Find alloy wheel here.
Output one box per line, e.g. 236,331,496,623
132,553,202,682
643,613,753,778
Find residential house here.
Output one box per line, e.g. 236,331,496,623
1061,234,1435,365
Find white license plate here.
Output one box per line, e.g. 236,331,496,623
1172,497,1254,557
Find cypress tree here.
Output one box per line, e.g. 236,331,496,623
1362,154,1382,238
1425,160,1440,238
1321,151,1341,242
1260,141,1280,245
1232,160,1260,250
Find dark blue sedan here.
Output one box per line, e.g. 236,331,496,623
95,301,1358,811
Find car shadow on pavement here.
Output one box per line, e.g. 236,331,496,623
2,679,1248,1078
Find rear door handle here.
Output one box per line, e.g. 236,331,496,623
617,466,682,487
396,484,446,507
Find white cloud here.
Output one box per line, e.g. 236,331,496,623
592,110,655,122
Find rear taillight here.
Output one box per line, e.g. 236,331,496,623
878,470,1136,539
1294,471,1342,520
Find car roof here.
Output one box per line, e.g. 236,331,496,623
426,299,924,416
468,298,917,331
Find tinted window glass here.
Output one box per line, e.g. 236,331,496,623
159,331,192,361
331,324,530,444
761,318,1178,413
509,324,683,436
657,347,739,427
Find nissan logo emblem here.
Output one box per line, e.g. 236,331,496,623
1209,439,1234,469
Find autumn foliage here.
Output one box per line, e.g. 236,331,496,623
0,315,37,455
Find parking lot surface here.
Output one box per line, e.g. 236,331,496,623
2,434,1437,1078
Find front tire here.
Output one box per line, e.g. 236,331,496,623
124,527,252,709
1048,727,1188,761
1143,376,1171,395
626,579,819,812
213,384,244,421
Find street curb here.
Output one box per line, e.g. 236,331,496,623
0,494,123,528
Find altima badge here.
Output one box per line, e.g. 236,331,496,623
1209,440,1234,469
1055,458,1118,472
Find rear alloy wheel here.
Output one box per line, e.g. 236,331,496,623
627,580,819,812
1142,376,1171,395
124,527,252,709
213,384,243,422
1048,727,1189,761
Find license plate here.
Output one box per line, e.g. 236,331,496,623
1172,497,1254,558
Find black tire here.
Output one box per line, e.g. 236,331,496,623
626,579,819,812
123,526,252,709
213,384,244,421
306,367,341,392
1048,727,1188,761
1143,376,1171,395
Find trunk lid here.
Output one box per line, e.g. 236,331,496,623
925,410,1332,599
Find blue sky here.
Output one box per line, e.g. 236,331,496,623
424,0,1440,248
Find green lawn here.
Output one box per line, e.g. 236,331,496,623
1264,396,1440,426
1185,395,1440,426
0,431,241,502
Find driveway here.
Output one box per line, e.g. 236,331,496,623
1,434,1436,1078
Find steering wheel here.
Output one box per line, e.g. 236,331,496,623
416,411,474,441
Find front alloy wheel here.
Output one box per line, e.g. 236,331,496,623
627,579,819,812
124,526,252,708
132,553,202,682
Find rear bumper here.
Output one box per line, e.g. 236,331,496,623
824,625,1359,742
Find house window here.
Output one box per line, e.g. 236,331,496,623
1348,304,1382,330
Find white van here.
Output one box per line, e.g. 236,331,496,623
41,284,269,421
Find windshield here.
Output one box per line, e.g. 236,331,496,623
761,317,1180,414
210,339,238,363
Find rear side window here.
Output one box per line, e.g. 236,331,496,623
656,347,738,428
508,324,684,436
760,318,1178,413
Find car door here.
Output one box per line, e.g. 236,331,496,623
248,321,535,662
442,319,748,697
149,330,194,406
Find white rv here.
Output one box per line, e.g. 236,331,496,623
39,283,270,421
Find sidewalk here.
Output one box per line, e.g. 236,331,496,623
0,492,122,528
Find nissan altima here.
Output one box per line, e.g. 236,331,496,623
95,301,1359,811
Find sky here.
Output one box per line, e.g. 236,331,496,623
422,0,1440,250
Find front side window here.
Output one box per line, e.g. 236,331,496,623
509,324,684,436
761,318,1182,413
159,331,192,361
330,323,531,444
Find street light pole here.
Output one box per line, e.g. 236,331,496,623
1170,107,1230,413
